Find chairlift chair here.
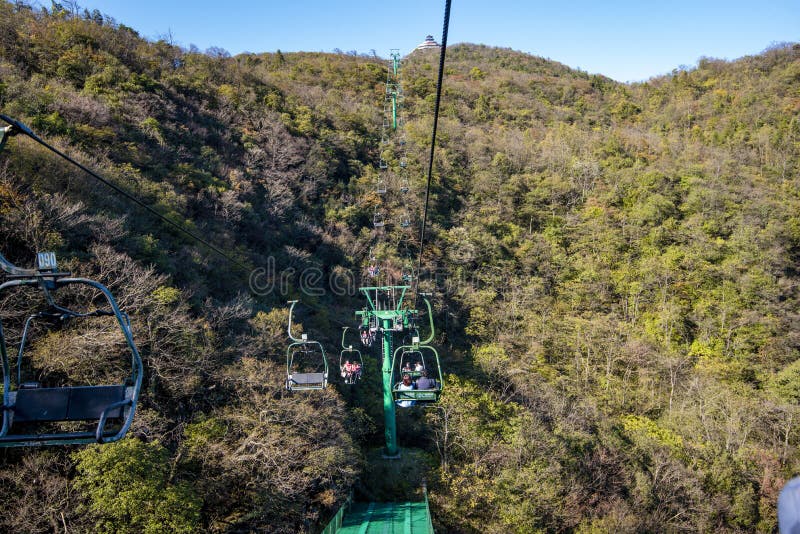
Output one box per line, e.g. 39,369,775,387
286,339,327,391
358,324,374,348
401,264,414,284
285,301,328,391
391,338,443,405
339,328,363,384
390,295,442,405
0,252,142,447
0,124,14,152
373,211,385,228
397,347,426,379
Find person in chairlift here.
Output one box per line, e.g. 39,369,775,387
396,373,415,408
416,369,436,390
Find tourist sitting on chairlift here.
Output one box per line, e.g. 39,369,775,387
416,369,436,390
402,361,413,373
352,360,362,381
396,373,415,408
414,361,424,372
367,264,379,278
341,360,354,383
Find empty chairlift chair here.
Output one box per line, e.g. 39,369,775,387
401,265,414,284
399,176,410,194
285,301,328,391
0,252,142,447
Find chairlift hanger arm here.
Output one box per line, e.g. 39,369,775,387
419,294,435,345
286,300,302,342
0,251,37,277
341,326,357,350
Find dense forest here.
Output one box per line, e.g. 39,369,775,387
1,1,799,532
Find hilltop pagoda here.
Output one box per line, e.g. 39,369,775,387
414,35,440,51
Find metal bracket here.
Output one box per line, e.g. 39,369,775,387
0,251,71,281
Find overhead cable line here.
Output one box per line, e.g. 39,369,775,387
0,114,251,274
417,0,451,288
2,116,357,328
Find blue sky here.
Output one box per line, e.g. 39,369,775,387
73,0,799,82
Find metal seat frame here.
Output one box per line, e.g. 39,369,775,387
285,301,328,391
389,297,442,404
339,327,363,385
0,253,142,447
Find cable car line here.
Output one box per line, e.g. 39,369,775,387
416,0,451,290
3,116,354,338
0,114,251,275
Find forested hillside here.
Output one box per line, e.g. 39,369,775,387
1,1,799,532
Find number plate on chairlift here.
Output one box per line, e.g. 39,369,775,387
36,252,57,271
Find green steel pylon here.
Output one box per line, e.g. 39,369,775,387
356,285,416,458
385,50,401,130
390,49,400,76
